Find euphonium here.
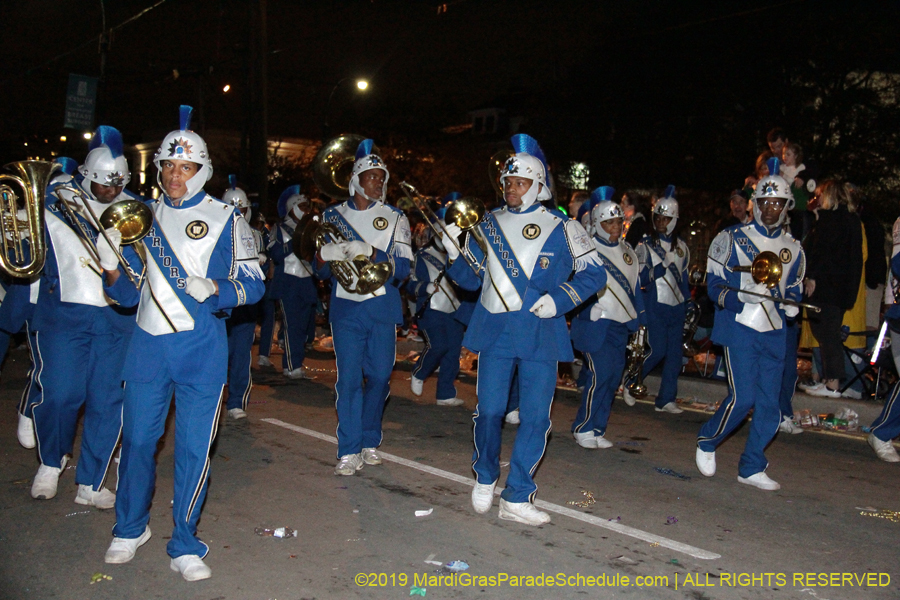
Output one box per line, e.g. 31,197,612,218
624,325,650,398
0,160,59,277
315,222,392,295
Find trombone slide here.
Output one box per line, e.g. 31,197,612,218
715,283,821,313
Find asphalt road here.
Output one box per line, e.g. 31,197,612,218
1,339,897,600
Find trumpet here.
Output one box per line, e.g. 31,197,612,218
315,222,392,295
0,160,59,278
719,250,821,313
398,181,486,275
623,325,650,398
52,185,153,289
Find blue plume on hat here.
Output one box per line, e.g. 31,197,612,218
228,174,237,190
510,134,540,156
89,125,124,158
590,186,616,207
663,184,676,199
179,105,193,131
355,139,375,160
277,184,302,217
442,191,462,205
576,201,590,222
55,157,78,175
766,157,781,178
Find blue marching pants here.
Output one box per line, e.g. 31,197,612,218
332,318,395,457
870,329,900,442
278,296,315,371
226,320,256,410
779,319,800,419
642,304,684,408
697,334,784,478
32,329,128,489
17,325,41,419
413,310,464,401
572,325,628,437
257,296,277,358
473,355,556,503
113,375,223,559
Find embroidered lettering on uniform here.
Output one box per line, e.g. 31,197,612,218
779,248,792,263
483,218,518,277
623,253,633,265
176,278,186,289
539,256,550,269
523,224,541,239
186,220,209,239
163,256,172,267
373,216,389,230
539,251,554,257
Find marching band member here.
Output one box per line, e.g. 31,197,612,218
28,127,143,507
444,134,606,525
408,198,472,407
696,158,805,490
222,176,266,418
628,185,689,413
265,185,317,379
571,190,645,449
315,139,412,475
102,106,264,581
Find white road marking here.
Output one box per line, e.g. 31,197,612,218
261,418,721,560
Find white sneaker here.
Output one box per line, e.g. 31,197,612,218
361,447,382,465
471,481,496,514
170,554,212,581
841,388,863,400
227,408,247,420
574,431,598,449
410,376,424,396
436,397,464,406
655,402,683,414
258,355,274,367
334,453,364,475
498,499,551,525
778,415,803,435
504,409,520,425
807,385,841,398
623,388,637,407
284,367,310,380
696,448,716,477
75,484,116,509
17,413,35,449
797,380,822,392
868,434,900,463
737,472,781,491
595,434,613,449
31,456,68,500
104,526,151,564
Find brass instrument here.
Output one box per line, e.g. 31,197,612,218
314,222,392,295
312,134,377,200
398,181,486,275
52,184,152,289
719,250,821,313
291,207,323,263
0,160,59,277
682,300,701,357
688,264,706,286
623,325,650,398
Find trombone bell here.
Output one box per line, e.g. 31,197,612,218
734,250,782,288
99,200,153,244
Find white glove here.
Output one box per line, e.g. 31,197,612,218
738,281,769,304
529,294,557,319
258,251,268,266
185,276,217,302
425,282,437,294
443,223,462,260
96,227,122,271
319,243,344,262
783,304,800,318
342,240,373,260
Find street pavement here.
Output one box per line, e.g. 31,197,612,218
1,337,898,600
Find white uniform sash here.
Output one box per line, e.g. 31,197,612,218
279,224,313,278
479,207,559,314
647,238,687,305
136,196,232,335
592,240,638,323
420,247,459,313
45,193,113,307
732,228,789,332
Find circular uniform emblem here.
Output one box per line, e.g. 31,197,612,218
523,224,541,240
186,220,209,239
623,252,633,265
373,216,389,231
779,248,792,263
675,247,684,258
539,256,550,269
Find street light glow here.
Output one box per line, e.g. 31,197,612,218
223,84,231,93
356,79,368,91
60,136,67,142
83,132,92,140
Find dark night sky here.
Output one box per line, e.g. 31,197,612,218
2,0,898,200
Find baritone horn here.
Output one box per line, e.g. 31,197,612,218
398,181,486,275
0,160,60,278
623,325,650,398
313,222,392,295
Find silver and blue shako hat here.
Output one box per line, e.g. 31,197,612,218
348,139,389,201
751,157,794,227
80,125,131,191
500,134,552,210
277,184,309,220
653,185,679,234
152,105,213,200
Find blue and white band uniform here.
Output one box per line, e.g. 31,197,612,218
447,202,606,503
415,246,460,313
637,235,690,306
589,237,642,325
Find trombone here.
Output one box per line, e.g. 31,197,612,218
52,184,152,289
398,181,486,276
717,250,820,313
